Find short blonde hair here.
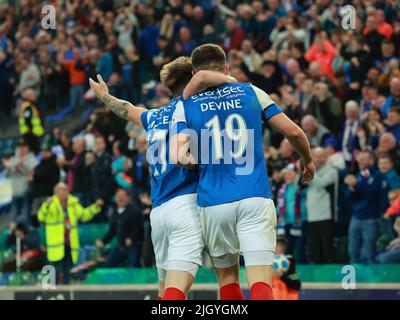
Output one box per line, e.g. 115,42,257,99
160,56,193,97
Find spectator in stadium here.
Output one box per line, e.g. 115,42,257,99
0,46,13,116
16,55,41,96
338,101,362,168
175,27,197,57
91,135,113,201
358,108,385,151
305,32,336,81
56,130,73,161
385,190,400,221
152,35,174,75
62,138,88,205
375,133,400,171
363,13,385,61
30,143,60,225
240,39,263,72
96,188,144,268
276,139,297,168
381,77,400,117
324,137,346,171
375,39,397,74
301,115,332,147
306,81,343,134
386,108,400,144
53,53,70,110
239,58,283,94
63,48,86,109
376,214,400,264
306,147,338,264
346,150,389,264
221,17,245,52
131,134,150,197
276,164,302,258
18,89,45,154
2,222,43,273
378,154,400,190
2,140,37,223
37,182,103,284
359,81,380,116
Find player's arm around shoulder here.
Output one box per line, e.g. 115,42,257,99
169,101,197,169
183,70,237,100
252,85,315,182
89,74,147,127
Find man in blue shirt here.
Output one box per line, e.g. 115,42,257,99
345,150,389,264
171,44,314,300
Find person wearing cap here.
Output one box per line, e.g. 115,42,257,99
29,143,60,225
2,140,37,223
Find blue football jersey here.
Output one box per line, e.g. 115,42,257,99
141,98,198,208
172,83,283,207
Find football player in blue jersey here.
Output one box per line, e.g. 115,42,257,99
170,44,315,300
89,57,235,300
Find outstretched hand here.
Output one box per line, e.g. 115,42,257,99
89,74,109,101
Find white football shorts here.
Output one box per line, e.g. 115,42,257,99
198,197,277,268
150,193,204,280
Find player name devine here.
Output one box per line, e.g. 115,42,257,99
200,99,243,112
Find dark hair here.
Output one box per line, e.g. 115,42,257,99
116,187,130,197
359,149,375,160
370,107,383,120
292,41,305,54
388,107,400,115
158,35,168,41
382,39,394,46
378,153,394,163
16,223,27,234
191,44,226,72
160,56,193,97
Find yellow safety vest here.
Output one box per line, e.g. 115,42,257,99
18,101,45,137
37,195,101,264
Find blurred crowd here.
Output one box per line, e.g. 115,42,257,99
1,0,400,279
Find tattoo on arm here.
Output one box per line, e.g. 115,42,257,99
102,94,129,120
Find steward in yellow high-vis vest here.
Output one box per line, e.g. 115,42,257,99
19,100,44,137
37,183,103,264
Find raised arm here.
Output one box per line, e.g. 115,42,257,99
183,70,237,100
89,74,146,126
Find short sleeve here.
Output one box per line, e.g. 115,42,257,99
170,100,188,135
140,110,149,131
251,84,283,120
141,109,156,131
